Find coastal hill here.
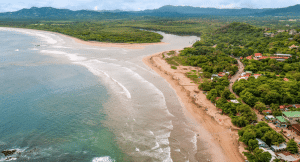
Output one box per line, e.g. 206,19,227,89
1,4,300,19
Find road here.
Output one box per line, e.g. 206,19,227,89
229,58,244,99
229,57,264,122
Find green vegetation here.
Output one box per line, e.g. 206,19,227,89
242,58,300,76
239,122,285,161
232,74,300,106
171,66,177,69
287,139,299,154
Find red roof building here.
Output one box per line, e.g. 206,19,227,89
246,56,252,60
280,105,285,110
284,78,289,81
254,53,262,57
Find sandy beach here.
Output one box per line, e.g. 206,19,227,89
63,32,244,161
142,51,245,162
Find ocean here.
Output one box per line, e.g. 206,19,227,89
0,28,212,162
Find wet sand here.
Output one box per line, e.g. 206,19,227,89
142,51,245,162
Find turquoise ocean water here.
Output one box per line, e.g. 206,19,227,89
0,31,127,161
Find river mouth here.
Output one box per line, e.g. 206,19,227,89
0,27,214,162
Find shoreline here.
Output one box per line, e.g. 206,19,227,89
142,50,245,162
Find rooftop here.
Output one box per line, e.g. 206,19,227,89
276,116,288,123
283,111,300,118
291,124,300,132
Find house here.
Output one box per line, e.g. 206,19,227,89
276,116,288,127
277,153,296,162
256,138,268,148
271,143,287,152
254,53,262,59
246,56,252,60
280,105,286,111
284,78,289,81
263,110,272,114
289,44,299,49
283,111,300,124
292,104,300,109
289,124,300,136
266,115,275,120
288,38,294,41
253,74,261,79
211,74,219,80
245,71,252,74
238,76,249,81
229,100,239,104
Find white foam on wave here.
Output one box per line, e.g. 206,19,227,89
40,50,86,61
15,49,19,52
111,78,131,99
191,133,197,152
92,156,115,162
120,66,174,117
52,46,71,49
74,60,131,99
125,61,158,76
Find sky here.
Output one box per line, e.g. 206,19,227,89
0,0,300,12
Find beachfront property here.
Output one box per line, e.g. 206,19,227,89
271,143,287,152
283,111,300,124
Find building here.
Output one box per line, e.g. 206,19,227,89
211,74,219,80
263,110,272,114
254,53,262,59
253,74,261,79
256,138,268,148
289,44,299,49
276,116,288,127
284,78,290,81
271,143,287,152
229,100,239,104
274,54,292,57
283,111,300,124
289,124,300,136
292,104,300,109
277,153,296,162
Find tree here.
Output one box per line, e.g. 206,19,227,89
287,139,298,154
221,89,231,99
232,116,249,127
248,139,259,152
244,148,272,162
254,102,266,112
